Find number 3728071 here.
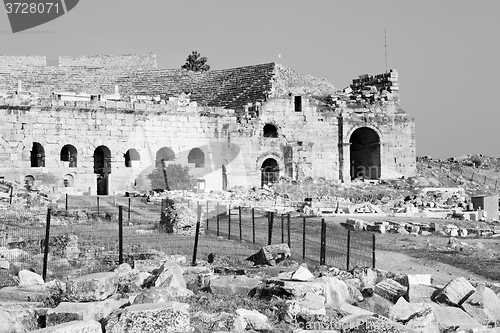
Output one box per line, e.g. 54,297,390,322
5,2,60,14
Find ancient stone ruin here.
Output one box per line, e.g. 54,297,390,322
0,53,415,194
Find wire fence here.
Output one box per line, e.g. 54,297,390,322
0,196,376,288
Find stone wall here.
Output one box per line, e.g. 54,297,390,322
58,53,157,69
0,55,47,67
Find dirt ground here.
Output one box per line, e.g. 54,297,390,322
376,250,496,286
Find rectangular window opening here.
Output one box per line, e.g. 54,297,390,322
294,96,302,112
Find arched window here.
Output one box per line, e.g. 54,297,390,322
261,158,279,187
93,146,112,174
63,174,74,187
263,124,278,138
60,144,77,167
155,147,175,167
31,142,45,167
188,148,205,168
349,127,381,180
124,149,140,167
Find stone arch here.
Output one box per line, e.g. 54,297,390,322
63,174,75,187
31,142,45,167
349,127,381,180
261,158,280,187
24,175,35,188
60,144,78,167
188,148,205,168
263,123,278,138
94,145,111,195
124,148,140,167
155,147,175,167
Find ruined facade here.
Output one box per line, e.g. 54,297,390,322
0,53,415,194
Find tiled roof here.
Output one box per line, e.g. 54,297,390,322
0,61,336,108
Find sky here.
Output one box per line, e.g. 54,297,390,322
1,0,499,159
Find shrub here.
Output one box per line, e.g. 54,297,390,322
147,164,196,191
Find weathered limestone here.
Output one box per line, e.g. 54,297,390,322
132,286,193,305
434,277,475,306
0,306,44,333
462,284,500,326
154,262,186,289
235,308,273,332
431,304,482,332
209,275,261,296
246,243,291,266
105,302,191,333
408,284,437,303
374,279,408,303
66,272,118,302
30,320,102,333
285,292,326,318
355,293,394,318
18,270,44,287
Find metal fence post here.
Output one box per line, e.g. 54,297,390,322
287,213,291,248
238,206,242,242
118,206,124,264
372,233,376,268
347,229,351,271
320,219,326,265
228,207,231,240
206,201,209,231
42,208,51,281
268,212,274,245
251,208,255,244
65,193,68,211
484,175,487,185
302,217,306,260
192,204,202,266
9,186,13,205
128,197,131,223
216,202,220,236
97,196,100,216
281,214,284,243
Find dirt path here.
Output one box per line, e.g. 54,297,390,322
376,250,497,286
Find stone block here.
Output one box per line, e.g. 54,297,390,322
154,262,186,289
105,302,190,333
408,284,437,303
246,243,291,266
435,277,475,306
355,293,393,317
209,275,261,296
132,286,193,304
374,279,408,303
235,308,272,331
431,305,482,332
406,274,432,286
18,270,44,287
0,286,51,303
29,319,102,333
0,306,44,332
462,284,500,326
285,292,326,318
66,271,118,302
389,297,432,322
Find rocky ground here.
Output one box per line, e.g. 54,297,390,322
1,244,500,332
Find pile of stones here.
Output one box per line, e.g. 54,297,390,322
0,244,499,332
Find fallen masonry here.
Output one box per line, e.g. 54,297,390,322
1,244,500,332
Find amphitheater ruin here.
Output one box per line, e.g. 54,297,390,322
0,53,416,194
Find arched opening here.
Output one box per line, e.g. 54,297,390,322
263,124,278,138
24,175,35,189
155,147,175,167
60,144,77,167
124,148,140,167
94,146,111,195
30,142,45,167
63,174,74,187
188,148,205,168
261,158,279,187
349,127,381,180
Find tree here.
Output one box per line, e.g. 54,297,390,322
181,51,210,72
147,163,197,191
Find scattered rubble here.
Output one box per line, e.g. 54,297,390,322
0,245,499,332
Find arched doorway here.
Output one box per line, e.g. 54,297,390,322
263,124,278,138
188,148,205,168
349,127,381,180
124,148,140,167
155,147,175,167
60,144,77,167
94,146,111,195
261,158,279,187
31,143,45,167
